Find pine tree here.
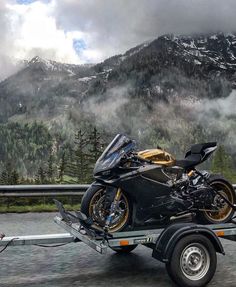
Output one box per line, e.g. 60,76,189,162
35,167,46,184
88,127,103,163
74,130,90,183
211,145,235,181
87,127,104,181
5,162,12,184
0,163,20,185
47,154,54,183
58,151,66,183
0,171,8,185
64,147,76,182
66,130,90,183
10,169,19,185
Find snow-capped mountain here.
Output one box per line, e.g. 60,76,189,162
0,32,236,124
27,56,93,75
172,33,236,70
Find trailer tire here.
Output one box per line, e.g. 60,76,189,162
111,245,138,254
166,234,217,287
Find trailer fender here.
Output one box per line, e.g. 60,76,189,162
152,222,224,263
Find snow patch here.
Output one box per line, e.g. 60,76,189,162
210,35,218,40
182,40,196,49
78,75,97,82
194,59,201,65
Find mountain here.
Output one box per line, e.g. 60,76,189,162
1,33,236,125
1,32,236,171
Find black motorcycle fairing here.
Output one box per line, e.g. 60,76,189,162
117,165,189,223
119,179,189,226
94,134,135,175
94,164,190,225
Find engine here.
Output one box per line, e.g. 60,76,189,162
170,173,214,210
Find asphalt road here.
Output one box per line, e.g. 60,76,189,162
0,213,236,287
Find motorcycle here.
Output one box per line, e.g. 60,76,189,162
81,134,236,236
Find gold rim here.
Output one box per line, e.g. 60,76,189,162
204,181,234,222
89,188,130,232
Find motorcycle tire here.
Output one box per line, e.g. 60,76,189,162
81,183,131,233
197,174,235,224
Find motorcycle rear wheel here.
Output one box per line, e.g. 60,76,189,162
81,184,131,232
197,175,235,224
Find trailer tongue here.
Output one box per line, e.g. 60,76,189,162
1,200,236,287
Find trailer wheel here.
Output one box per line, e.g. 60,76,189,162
166,234,217,287
111,245,138,254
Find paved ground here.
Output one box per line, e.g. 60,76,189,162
0,213,236,287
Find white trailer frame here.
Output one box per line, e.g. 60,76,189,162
1,216,236,252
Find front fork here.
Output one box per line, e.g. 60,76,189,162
104,188,122,232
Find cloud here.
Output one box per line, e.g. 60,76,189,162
6,0,82,63
197,90,236,119
54,0,236,59
0,0,100,79
189,90,236,149
16,0,50,4
83,85,130,128
0,1,21,79
1,0,236,80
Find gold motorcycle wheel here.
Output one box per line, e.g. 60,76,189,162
88,188,130,232
201,181,235,223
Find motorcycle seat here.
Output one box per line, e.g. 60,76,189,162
176,142,217,169
176,154,202,169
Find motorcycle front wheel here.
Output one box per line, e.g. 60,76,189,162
81,183,131,232
197,175,235,224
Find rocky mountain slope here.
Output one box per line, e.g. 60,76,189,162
1,32,236,177
0,33,236,149
1,33,236,124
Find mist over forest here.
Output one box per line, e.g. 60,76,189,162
0,32,236,184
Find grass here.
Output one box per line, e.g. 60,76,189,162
0,203,81,213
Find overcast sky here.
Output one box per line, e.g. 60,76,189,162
1,0,236,79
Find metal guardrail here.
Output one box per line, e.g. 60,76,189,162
0,184,90,197
0,184,235,198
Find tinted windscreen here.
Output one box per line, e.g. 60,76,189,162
94,134,135,174
102,134,133,158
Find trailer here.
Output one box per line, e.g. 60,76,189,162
1,204,236,287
